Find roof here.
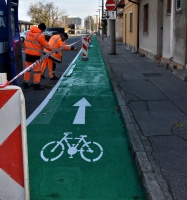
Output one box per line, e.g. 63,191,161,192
18,20,36,25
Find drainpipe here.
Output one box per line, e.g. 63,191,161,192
170,0,174,64
128,0,139,52
185,2,187,68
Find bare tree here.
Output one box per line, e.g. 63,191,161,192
27,2,66,27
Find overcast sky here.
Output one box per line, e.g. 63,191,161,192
18,0,105,21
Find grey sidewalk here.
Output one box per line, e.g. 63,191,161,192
98,37,187,200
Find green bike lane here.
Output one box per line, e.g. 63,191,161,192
27,36,146,199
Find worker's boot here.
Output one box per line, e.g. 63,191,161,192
50,63,59,80
50,75,59,80
23,82,30,89
41,74,45,79
33,83,45,90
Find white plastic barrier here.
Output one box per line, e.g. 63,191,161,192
0,73,30,200
88,34,92,44
81,35,89,61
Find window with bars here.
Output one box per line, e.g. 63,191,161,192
176,0,182,11
143,4,148,32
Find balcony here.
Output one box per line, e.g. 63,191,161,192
117,0,125,8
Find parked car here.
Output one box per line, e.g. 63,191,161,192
45,27,65,35
20,28,62,42
43,31,58,41
19,30,29,42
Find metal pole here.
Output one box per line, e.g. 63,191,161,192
109,19,116,55
98,9,101,35
89,17,91,34
102,0,104,38
96,15,98,33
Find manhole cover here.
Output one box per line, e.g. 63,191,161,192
142,73,161,77
175,123,184,128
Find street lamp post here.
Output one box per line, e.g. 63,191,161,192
94,15,98,33
99,0,104,38
97,9,101,36
89,16,91,34
102,0,104,38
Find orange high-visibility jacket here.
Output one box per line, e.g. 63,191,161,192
44,34,71,63
24,26,52,56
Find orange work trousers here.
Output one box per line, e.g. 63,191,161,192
41,57,54,78
23,61,41,84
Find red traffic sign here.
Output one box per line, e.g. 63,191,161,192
105,0,116,11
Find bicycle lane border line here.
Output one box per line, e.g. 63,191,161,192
26,49,82,126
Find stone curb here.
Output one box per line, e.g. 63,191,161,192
173,69,187,81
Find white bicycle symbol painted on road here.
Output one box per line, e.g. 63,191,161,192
40,132,103,162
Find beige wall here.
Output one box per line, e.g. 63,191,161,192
116,15,123,38
123,0,138,52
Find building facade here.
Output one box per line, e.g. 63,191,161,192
139,0,187,69
161,0,187,69
116,0,139,52
138,0,163,60
116,0,124,40
67,17,82,29
18,20,36,32
123,0,139,52
115,0,187,69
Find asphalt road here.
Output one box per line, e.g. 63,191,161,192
19,35,82,118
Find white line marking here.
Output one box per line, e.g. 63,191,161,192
73,97,91,124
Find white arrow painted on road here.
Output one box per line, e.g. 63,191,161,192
73,97,91,124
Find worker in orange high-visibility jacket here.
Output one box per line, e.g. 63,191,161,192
41,32,77,80
23,23,53,90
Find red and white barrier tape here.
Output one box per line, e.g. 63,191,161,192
0,40,81,88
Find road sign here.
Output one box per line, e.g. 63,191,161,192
105,0,116,11
107,11,116,20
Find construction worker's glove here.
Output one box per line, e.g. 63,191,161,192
35,59,41,65
71,46,78,51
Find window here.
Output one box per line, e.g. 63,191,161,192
167,0,171,13
130,12,133,32
176,0,182,11
143,4,148,32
